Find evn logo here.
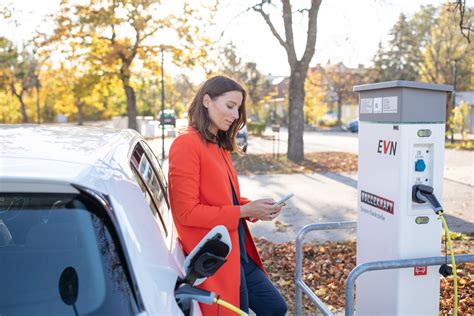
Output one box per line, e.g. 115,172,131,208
377,140,397,156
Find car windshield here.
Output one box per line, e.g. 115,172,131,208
0,192,139,316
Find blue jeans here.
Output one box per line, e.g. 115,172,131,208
239,259,287,315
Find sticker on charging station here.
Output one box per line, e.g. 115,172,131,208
361,191,395,215
383,96,398,113
373,98,383,113
360,98,373,113
414,266,427,276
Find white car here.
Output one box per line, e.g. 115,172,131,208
0,125,230,316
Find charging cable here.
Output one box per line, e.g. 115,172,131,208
438,212,458,315
412,184,458,316
175,283,248,316
214,296,248,316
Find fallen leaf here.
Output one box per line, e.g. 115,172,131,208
277,278,292,287
315,288,327,296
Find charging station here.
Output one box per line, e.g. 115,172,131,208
353,81,453,315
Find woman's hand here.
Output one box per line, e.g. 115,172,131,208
240,198,284,221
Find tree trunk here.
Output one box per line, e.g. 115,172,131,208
287,66,306,162
337,98,343,126
11,82,29,123
76,99,84,126
120,69,138,131
446,94,454,143
36,84,41,124
18,95,29,123
124,84,138,131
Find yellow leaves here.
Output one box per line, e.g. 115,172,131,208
315,288,327,296
254,234,474,315
274,220,291,233
277,278,292,287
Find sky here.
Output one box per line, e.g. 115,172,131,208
0,0,464,79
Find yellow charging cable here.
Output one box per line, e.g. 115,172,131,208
438,211,458,316
214,297,248,316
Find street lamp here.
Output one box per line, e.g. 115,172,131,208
161,46,165,161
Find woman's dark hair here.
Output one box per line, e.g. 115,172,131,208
188,75,247,152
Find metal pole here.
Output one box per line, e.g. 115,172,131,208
344,254,474,316
295,221,357,316
161,47,165,161
450,59,457,144
277,130,280,160
273,131,275,158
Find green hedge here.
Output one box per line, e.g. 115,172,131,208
247,121,266,135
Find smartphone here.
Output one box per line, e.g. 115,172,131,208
276,193,294,205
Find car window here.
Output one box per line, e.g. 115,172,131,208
0,192,140,316
141,141,168,198
130,169,168,238
130,143,169,238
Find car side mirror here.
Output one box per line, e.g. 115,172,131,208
181,225,232,286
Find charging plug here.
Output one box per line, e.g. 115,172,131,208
439,264,453,277
175,283,215,306
412,184,443,214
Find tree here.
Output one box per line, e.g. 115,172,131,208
451,100,471,142
48,0,214,130
419,6,472,90
306,62,367,126
171,74,196,117
217,42,269,116
304,66,329,125
0,37,17,89
372,4,472,87
324,63,365,126
372,14,421,82
449,0,473,43
252,0,322,162
0,38,39,123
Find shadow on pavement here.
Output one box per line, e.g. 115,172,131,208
444,213,474,233
317,172,358,189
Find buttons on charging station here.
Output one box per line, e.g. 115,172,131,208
415,159,426,172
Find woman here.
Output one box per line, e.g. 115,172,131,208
168,75,287,315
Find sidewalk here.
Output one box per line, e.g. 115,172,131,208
240,172,473,243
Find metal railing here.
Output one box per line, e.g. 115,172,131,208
295,221,357,316
295,222,474,316
344,254,474,316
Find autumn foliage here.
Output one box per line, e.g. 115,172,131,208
255,235,474,315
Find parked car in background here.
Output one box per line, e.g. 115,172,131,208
159,109,176,127
346,118,359,133
0,125,209,315
319,112,338,126
236,126,248,152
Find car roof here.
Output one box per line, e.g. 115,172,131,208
0,125,139,192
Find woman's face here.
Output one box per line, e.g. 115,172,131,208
203,90,243,134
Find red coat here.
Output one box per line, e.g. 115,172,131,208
168,127,266,315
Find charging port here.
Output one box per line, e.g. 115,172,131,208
415,159,426,172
